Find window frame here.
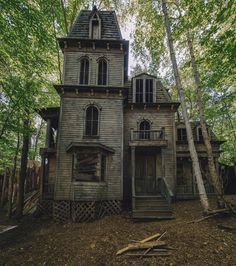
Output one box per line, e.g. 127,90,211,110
97,58,108,86
84,105,100,138
135,79,144,103
72,151,107,182
132,76,156,103
177,127,187,142
79,57,89,85
139,120,151,140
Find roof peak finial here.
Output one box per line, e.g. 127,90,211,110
93,5,97,11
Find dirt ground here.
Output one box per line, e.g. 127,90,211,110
0,196,236,266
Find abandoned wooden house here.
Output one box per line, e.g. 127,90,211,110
38,7,223,222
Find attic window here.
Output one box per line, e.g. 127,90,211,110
90,13,101,39
133,77,155,103
135,79,143,103
145,79,153,103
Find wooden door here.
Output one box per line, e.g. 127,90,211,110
135,155,156,195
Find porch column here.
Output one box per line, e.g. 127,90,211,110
45,118,51,148
161,148,165,179
131,146,135,209
40,153,45,200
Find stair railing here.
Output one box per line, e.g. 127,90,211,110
159,178,174,206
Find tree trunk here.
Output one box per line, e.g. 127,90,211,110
161,0,210,213
8,132,20,218
0,169,8,207
32,118,43,160
60,0,69,34
186,31,225,208
16,119,30,218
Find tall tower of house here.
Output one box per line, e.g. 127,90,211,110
52,6,129,220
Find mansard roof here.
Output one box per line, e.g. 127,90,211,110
68,7,122,40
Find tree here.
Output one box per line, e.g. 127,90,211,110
160,0,210,212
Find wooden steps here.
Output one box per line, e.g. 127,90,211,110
132,195,174,220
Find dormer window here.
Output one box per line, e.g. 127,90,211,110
133,75,156,103
135,79,143,103
90,12,101,39
145,79,153,103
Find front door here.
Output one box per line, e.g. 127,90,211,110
135,155,156,195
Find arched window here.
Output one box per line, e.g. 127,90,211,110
139,120,150,139
79,58,89,85
85,106,99,136
98,59,107,85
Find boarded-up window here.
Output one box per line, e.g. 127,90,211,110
73,152,106,182
98,59,107,85
79,58,89,85
177,128,187,141
145,79,153,103
73,152,100,181
85,106,99,136
136,79,143,103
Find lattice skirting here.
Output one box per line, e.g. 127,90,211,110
72,201,96,222
53,201,71,222
37,200,53,217
97,200,121,218
52,200,121,223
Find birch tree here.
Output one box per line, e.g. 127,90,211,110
161,0,210,212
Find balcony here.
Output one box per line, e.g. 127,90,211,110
129,129,168,147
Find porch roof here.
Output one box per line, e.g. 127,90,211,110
66,142,115,154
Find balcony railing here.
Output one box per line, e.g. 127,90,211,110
131,129,165,141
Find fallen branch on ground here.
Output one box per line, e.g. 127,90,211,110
116,231,173,257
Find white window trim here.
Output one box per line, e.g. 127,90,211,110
133,76,156,103
96,57,109,86
77,56,90,85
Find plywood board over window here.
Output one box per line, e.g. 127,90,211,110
72,151,106,182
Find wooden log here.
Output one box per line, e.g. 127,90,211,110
116,240,167,255
125,252,171,257
139,232,161,243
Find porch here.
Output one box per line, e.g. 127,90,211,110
130,145,174,219
176,157,215,199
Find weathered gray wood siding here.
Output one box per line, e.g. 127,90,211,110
123,107,176,196
63,48,124,87
54,95,124,201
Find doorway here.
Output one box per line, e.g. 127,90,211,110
135,155,156,195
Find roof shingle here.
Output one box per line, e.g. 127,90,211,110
68,9,122,40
